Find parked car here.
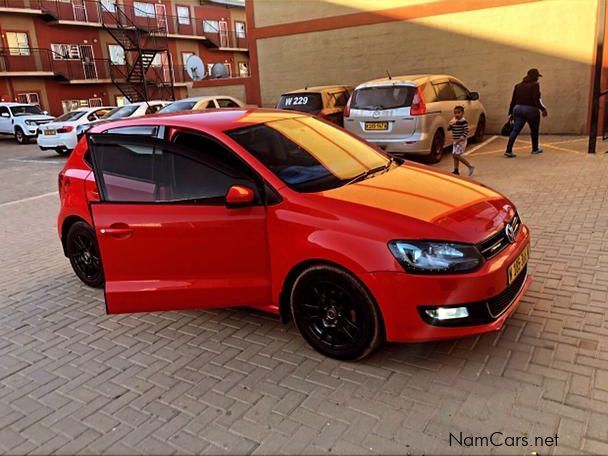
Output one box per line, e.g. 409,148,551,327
158,96,244,113
276,85,353,126
58,109,530,360
344,75,486,163
76,100,170,139
0,103,55,144
37,106,113,155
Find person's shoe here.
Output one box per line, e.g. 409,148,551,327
504,152,517,158
531,148,544,155
452,169,460,175
468,166,475,177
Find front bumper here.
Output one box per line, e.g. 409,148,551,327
362,225,531,343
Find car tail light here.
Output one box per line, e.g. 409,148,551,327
57,126,74,133
343,95,353,118
410,87,426,116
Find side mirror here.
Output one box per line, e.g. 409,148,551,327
225,185,255,207
468,92,480,101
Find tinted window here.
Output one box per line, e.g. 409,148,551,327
217,98,240,108
351,86,415,110
332,91,348,108
433,82,456,101
451,82,469,101
92,139,247,204
277,93,323,113
10,105,43,116
55,111,87,122
102,105,139,120
145,104,164,115
104,125,159,136
159,101,197,113
227,117,390,193
0,107,10,118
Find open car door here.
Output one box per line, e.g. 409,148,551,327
87,133,271,314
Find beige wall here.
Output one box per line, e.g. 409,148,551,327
188,83,246,101
254,0,598,134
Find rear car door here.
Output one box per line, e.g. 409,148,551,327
87,132,272,314
431,80,458,145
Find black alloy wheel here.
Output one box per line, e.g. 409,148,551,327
66,221,104,288
290,265,382,360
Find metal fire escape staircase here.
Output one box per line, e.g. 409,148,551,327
100,3,175,103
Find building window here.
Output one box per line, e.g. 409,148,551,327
115,96,128,106
62,99,90,113
181,52,194,65
238,61,249,77
235,21,246,38
6,32,30,56
108,44,126,65
51,44,81,60
134,2,155,17
177,6,190,25
151,53,162,67
89,98,103,107
16,93,40,105
203,20,219,33
100,0,116,12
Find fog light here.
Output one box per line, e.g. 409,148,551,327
425,307,469,320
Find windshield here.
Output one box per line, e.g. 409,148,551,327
102,105,139,120
227,116,390,192
351,86,415,110
159,101,197,113
54,111,87,122
10,105,44,116
277,93,323,113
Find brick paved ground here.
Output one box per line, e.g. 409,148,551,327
1,134,607,455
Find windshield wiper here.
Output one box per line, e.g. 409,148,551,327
346,158,394,185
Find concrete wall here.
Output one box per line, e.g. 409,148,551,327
252,0,598,134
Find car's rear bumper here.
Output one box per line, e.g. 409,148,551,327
363,133,432,155
361,225,531,343
37,132,78,150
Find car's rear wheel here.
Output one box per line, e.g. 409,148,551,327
474,114,486,143
66,221,104,288
290,265,382,360
427,129,445,164
15,128,28,145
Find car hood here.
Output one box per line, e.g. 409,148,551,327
19,115,55,122
318,164,514,244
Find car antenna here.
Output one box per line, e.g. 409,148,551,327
386,69,392,80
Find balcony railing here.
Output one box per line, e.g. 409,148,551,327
0,0,248,49
172,64,248,84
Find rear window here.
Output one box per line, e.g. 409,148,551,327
159,101,197,113
277,93,323,113
351,86,415,110
55,111,87,122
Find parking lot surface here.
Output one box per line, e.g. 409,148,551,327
1,135,608,455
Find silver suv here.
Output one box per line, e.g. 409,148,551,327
344,74,486,163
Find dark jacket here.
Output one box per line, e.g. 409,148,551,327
508,78,547,115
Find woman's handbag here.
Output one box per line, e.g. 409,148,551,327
501,118,513,136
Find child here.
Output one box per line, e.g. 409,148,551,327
448,106,474,176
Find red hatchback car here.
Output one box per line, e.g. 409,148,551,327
58,109,531,360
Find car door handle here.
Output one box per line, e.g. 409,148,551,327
100,224,133,238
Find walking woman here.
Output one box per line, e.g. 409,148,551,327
504,68,548,157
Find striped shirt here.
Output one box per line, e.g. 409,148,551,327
448,118,469,142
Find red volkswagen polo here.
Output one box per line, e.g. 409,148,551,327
58,109,531,360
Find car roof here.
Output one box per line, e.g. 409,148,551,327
173,95,219,103
355,74,460,88
90,108,306,134
282,85,352,95
0,102,35,107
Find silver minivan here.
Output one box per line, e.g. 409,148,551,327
344,74,486,163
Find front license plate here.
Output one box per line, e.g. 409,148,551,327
507,244,529,285
365,121,388,131
44,130,56,136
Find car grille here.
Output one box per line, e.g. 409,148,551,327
485,265,527,318
33,120,51,126
478,213,521,260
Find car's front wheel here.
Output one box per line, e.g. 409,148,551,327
290,264,382,360
15,128,28,145
427,129,445,164
66,221,104,288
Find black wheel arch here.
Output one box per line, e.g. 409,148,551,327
61,216,89,256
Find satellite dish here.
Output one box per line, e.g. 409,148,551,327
210,63,230,79
186,55,206,81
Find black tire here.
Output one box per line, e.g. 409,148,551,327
427,129,445,164
290,264,382,360
55,149,70,156
473,114,486,143
15,128,28,145
66,221,104,288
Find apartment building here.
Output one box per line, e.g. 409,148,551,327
0,0,249,115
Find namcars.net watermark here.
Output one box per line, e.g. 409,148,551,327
449,432,559,448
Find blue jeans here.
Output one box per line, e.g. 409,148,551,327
506,104,540,153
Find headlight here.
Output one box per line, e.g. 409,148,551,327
25,120,36,126
388,240,483,274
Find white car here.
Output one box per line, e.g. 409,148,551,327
158,96,244,113
0,103,55,144
37,106,113,155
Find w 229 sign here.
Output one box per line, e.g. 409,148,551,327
283,96,310,106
